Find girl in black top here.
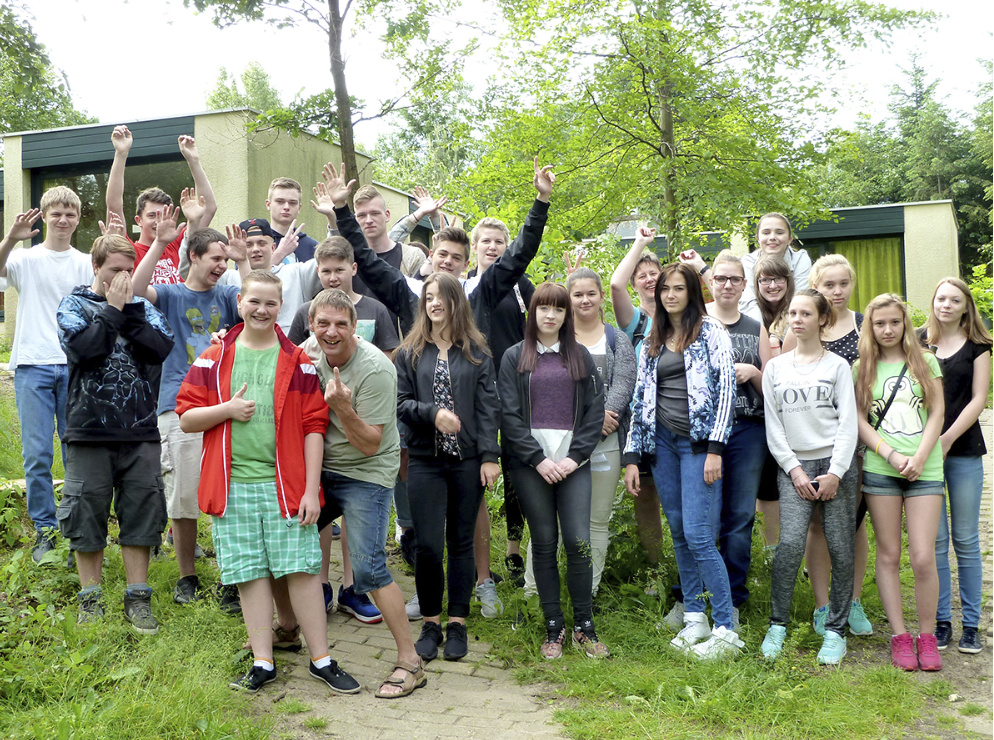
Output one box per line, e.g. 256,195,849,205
395,273,500,662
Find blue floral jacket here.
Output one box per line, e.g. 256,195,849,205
622,317,735,464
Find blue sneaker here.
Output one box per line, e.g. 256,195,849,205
337,585,382,624
761,625,786,660
848,599,873,636
322,582,335,613
817,630,847,665
812,605,828,636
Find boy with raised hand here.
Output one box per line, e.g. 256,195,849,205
0,189,94,562
175,270,361,695
106,125,217,284
266,177,319,263
287,237,399,354
56,235,174,631
132,206,243,604
311,158,553,337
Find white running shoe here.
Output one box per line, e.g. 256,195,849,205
690,626,745,660
670,612,711,650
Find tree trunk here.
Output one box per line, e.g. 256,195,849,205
328,0,358,204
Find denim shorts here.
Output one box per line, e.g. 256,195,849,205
862,470,944,498
317,470,394,594
212,480,321,583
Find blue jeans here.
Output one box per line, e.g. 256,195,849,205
318,471,395,595
936,456,984,628
718,420,766,607
15,364,68,533
650,426,734,629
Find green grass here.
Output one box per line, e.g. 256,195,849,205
959,704,986,717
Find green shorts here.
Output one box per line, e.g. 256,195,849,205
212,480,321,584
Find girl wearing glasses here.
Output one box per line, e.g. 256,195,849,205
705,251,771,622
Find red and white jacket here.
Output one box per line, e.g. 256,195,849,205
175,324,328,518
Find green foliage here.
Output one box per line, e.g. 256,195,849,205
969,262,993,321
455,0,926,256
206,62,284,112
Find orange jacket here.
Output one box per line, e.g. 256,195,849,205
175,324,328,518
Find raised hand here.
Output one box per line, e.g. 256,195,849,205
105,270,133,310
223,224,248,263
177,135,200,162
311,182,336,218
7,209,42,242
412,187,448,220
679,248,707,274
271,220,304,265
180,187,207,229
98,211,127,238
633,226,656,250
563,247,585,275
111,125,133,154
154,205,184,245
533,157,555,202
227,383,256,422
320,162,356,209
324,367,353,413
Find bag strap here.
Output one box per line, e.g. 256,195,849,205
605,322,616,352
632,311,649,347
872,363,908,431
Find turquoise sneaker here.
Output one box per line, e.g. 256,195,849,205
761,625,786,660
817,630,847,665
812,605,828,636
848,599,873,636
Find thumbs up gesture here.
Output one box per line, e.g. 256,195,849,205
324,366,352,414
228,382,256,422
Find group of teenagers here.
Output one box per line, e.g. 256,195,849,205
0,126,988,700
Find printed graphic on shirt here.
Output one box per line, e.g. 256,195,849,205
185,305,222,364
773,375,837,413
872,375,924,437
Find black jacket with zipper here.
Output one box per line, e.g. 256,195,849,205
497,341,605,469
395,342,500,463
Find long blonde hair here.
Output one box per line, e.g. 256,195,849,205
922,277,993,348
398,272,489,365
855,294,938,413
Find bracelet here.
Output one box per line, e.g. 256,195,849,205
698,264,709,276
886,449,896,465
874,440,883,456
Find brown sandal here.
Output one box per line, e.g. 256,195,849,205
374,658,427,699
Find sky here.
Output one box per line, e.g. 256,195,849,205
15,0,994,149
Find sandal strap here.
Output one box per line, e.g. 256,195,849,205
394,658,423,675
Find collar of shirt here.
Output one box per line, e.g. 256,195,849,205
536,341,561,355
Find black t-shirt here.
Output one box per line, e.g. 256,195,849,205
465,269,534,367
353,242,404,298
724,313,764,421
937,338,990,457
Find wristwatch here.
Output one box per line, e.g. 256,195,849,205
698,264,708,276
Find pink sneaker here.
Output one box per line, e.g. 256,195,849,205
890,633,918,671
916,633,943,671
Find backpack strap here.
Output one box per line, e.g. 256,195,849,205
605,322,616,352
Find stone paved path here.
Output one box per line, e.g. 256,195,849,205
259,556,566,739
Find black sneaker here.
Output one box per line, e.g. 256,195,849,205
934,620,953,651
77,589,104,625
32,532,56,564
229,665,277,692
309,660,360,694
123,587,159,635
505,553,525,588
173,575,201,604
444,622,468,661
415,621,444,661
959,626,984,654
218,584,242,615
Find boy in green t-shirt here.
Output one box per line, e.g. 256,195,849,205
175,270,359,694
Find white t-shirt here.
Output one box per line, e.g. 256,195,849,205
0,245,93,367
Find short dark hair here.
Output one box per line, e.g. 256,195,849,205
433,227,471,259
309,288,357,325
135,187,172,217
315,237,354,264
188,228,228,259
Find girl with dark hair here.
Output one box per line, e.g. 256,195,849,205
395,272,500,662
623,262,740,659
920,277,992,654
855,294,944,672
740,213,811,317
499,283,607,659
760,290,859,666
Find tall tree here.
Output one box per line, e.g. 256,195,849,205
187,0,469,190
206,62,284,112
461,0,925,254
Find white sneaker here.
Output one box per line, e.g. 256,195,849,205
663,601,686,631
690,626,745,660
405,592,422,621
475,578,504,618
670,612,711,650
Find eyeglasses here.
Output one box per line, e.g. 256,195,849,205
713,275,744,286
758,277,787,286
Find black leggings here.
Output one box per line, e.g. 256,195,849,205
510,464,593,627
408,454,485,619
501,451,526,542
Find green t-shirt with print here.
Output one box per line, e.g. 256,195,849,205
230,342,279,482
856,353,943,481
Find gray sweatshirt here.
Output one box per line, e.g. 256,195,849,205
762,350,858,480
